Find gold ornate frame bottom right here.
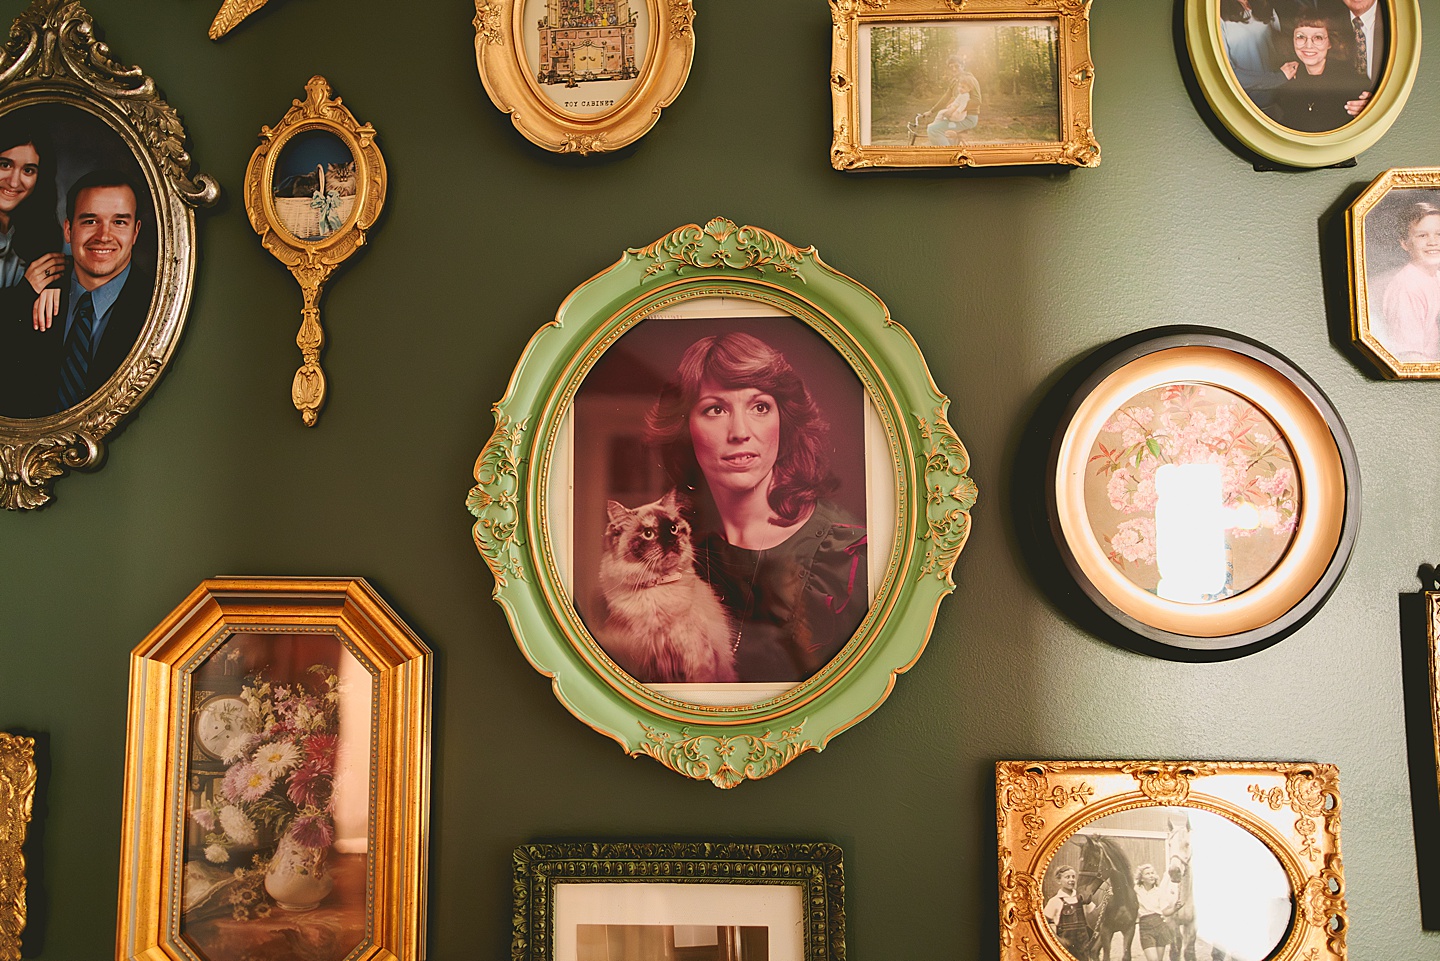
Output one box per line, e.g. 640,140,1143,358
997,761,1345,961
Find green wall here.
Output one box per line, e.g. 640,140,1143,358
3,0,1439,957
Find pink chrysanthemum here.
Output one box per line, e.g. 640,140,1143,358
289,814,336,850
303,733,338,772
190,807,217,832
287,763,332,809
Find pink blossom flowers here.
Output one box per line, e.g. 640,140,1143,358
1089,385,1300,580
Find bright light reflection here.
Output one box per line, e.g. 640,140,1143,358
1155,464,1262,603
1189,809,1292,958
1155,464,1227,602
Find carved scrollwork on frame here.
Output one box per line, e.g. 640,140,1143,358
628,217,809,281
998,761,1346,961
468,414,528,592
512,842,845,961
1122,761,1219,804
0,0,216,509
918,407,977,585
0,734,36,961
244,76,387,427
830,0,1099,170
635,723,815,790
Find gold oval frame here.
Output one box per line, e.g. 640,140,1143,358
1183,0,1420,168
1047,329,1360,658
0,0,217,510
997,760,1346,961
472,0,695,154
244,76,387,427
1346,166,1440,379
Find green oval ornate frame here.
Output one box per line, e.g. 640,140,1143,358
1183,0,1420,169
467,218,976,788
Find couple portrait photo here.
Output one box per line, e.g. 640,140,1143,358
1219,0,1388,132
0,102,157,420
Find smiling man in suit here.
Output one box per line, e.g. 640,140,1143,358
0,169,153,418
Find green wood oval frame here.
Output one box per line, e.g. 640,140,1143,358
1183,0,1420,168
467,218,976,788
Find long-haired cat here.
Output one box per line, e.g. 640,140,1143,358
595,489,737,684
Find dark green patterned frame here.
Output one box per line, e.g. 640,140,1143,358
512,842,846,960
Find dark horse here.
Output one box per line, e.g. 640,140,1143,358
1075,835,1139,961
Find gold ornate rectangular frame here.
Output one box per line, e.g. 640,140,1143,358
830,0,1099,170
0,733,36,961
117,578,431,961
997,760,1346,961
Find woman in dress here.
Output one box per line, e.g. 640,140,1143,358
1134,862,1181,961
646,331,868,684
1274,14,1369,132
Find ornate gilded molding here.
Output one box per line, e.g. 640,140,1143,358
1123,761,1219,804
629,217,809,281
473,0,505,46
1000,761,1345,961
668,0,695,38
244,76,386,426
0,0,216,509
831,0,1099,171
0,735,35,961
467,414,528,592
997,847,1043,951
0,2,218,204
636,723,815,790
208,0,270,39
918,407,977,584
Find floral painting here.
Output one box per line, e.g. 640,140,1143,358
1084,383,1300,603
180,632,373,961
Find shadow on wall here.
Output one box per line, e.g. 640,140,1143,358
1399,567,1440,929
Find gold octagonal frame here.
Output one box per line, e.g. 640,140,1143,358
117,577,430,961
1346,166,1440,379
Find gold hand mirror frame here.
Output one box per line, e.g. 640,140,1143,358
244,76,386,426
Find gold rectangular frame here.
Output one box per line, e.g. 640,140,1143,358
117,578,431,961
997,760,1346,961
0,733,36,961
829,0,1099,170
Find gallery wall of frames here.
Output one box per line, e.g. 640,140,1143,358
3,0,1440,958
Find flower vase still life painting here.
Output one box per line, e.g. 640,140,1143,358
181,632,372,961
1085,383,1300,605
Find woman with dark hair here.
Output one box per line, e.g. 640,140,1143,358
646,331,867,683
1273,14,1369,132
0,113,62,298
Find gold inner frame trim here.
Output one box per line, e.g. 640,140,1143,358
1054,347,1346,637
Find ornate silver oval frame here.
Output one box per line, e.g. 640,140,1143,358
0,0,217,510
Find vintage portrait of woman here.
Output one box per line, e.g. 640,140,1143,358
572,313,871,694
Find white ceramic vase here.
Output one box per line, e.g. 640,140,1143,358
264,833,334,911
